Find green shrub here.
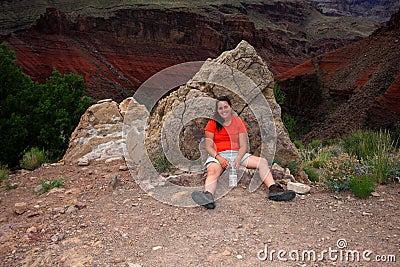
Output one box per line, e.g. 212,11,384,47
369,153,393,184
38,179,65,194
20,147,46,170
151,149,173,173
282,113,297,140
287,160,300,176
349,175,376,198
308,139,323,150
0,42,93,167
293,140,304,150
304,167,319,182
0,165,17,190
0,166,8,182
321,153,364,192
342,130,395,160
273,83,286,105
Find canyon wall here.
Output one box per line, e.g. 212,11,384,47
1,1,380,102
277,9,400,141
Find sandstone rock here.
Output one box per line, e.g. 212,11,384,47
287,182,311,194
63,98,131,163
77,158,89,166
14,202,28,215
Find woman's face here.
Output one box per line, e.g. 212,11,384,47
217,100,232,120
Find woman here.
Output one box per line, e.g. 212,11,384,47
192,96,295,209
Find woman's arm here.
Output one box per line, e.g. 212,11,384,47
234,132,248,169
205,130,229,169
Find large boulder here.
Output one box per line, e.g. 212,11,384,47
63,98,139,163
146,40,300,166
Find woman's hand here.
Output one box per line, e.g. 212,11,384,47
216,155,230,169
232,157,241,169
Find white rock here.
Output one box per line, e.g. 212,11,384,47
371,192,380,197
97,98,113,104
77,158,89,166
287,182,311,194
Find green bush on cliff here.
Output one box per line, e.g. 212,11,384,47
0,42,93,167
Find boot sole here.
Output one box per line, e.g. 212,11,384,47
191,191,215,209
268,190,296,201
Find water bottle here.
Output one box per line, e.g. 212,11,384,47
229,162,237,187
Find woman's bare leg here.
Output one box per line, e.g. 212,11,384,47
241,156,275,187
204,162,224,195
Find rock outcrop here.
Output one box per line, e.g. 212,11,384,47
311,0,400,23
64,41,300,176
145,40,299,167
63,98,135,163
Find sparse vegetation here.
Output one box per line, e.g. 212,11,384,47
151,149,173,173
273,83,285,105
282,113,297,140
38,178,65,194
0,165,18,190
349,175,376,198
20,147,46,170
299,130,399,197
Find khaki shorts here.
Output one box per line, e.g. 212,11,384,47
203,150,252,172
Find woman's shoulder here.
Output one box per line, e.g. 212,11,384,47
232,115,244,122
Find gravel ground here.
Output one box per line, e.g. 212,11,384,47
1,160,399,267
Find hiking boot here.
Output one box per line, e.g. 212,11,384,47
191,190,216,209
268,184,296,201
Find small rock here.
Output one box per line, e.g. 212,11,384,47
74,202,87,210
119,165,129,171
47,187,65,194
65,206,78,214
127,263,142,267
77,158,89,166
362,212,372,216
26,226,37,233
14,202,28,215
51,235,59,242
105,157,122,163
371,192,380,197
34,184,44,193
222,249,231,256
287,182,311,194
329,227,337,232
237,255,243,259
272,163,285,172
109,175,121,189
152,246,163,251
53,207,66,214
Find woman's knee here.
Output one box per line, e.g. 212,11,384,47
207,164,222,177
258,157,270,168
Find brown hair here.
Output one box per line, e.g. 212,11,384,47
214,96,232,132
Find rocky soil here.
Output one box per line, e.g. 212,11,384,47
1,159,399,266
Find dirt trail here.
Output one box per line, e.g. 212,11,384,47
1,160,399,266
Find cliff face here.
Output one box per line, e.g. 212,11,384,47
1,1,379,102
311,0,400,23
277,9,400,141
